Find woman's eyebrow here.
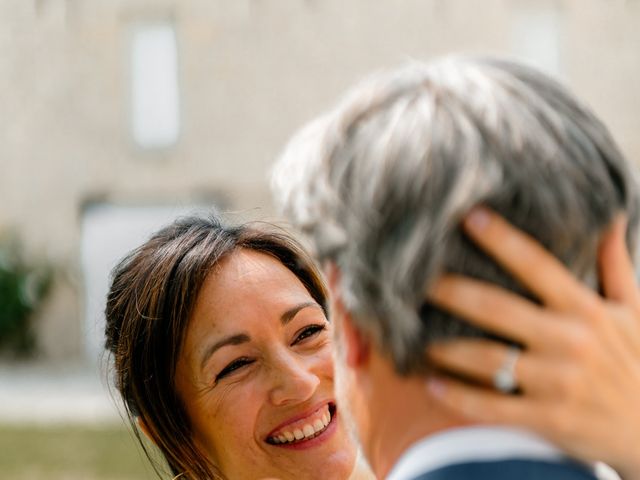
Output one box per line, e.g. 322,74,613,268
280,301,321,325
200,333,250,371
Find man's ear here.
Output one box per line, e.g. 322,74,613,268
324,261,370,369
342,309,371,369
323,260,341,297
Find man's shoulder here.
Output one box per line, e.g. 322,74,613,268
409,458,598,480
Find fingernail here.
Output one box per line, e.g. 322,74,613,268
427,378,446,398
465,207,491,232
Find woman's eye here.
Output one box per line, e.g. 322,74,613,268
215,358,254,383
293,324,327,345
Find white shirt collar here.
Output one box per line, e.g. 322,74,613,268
386,426,567,480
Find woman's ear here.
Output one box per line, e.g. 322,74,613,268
136,417,156,445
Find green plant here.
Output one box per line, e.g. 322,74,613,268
0,235,52,355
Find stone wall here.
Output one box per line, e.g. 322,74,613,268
1,0,638,359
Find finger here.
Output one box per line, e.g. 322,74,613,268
427,339,561,396
604,303,640,360
598,214,640,309
427,339,510,386
426,374,546,429
427,376,603,466
463,207,602,316
428,275,558,348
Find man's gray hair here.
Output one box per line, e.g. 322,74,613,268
272,55,640,374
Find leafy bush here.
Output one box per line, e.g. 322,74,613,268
0,236,52,355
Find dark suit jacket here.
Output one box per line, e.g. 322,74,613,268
410,458,598,480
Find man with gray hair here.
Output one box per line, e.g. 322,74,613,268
273,56,639,480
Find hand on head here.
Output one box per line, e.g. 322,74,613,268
426,207,640,480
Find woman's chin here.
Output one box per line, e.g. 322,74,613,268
257,410,358,480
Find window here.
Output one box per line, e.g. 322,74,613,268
510,6,562,76
130,22,180,149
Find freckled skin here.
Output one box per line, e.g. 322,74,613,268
175,249,357,480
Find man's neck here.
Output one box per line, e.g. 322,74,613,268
364,353,472,479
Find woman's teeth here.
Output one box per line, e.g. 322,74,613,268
269,406,332,445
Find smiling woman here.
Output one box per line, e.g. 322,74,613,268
104,214,358,480
175,249,349,477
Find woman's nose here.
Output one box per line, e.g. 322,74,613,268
268,355,321,406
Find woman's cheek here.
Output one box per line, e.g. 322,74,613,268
207,379,266,462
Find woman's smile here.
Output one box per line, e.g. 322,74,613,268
266,402,338,449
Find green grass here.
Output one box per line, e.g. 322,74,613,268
0,424,169,480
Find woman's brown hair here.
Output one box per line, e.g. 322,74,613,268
104,214,328,479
